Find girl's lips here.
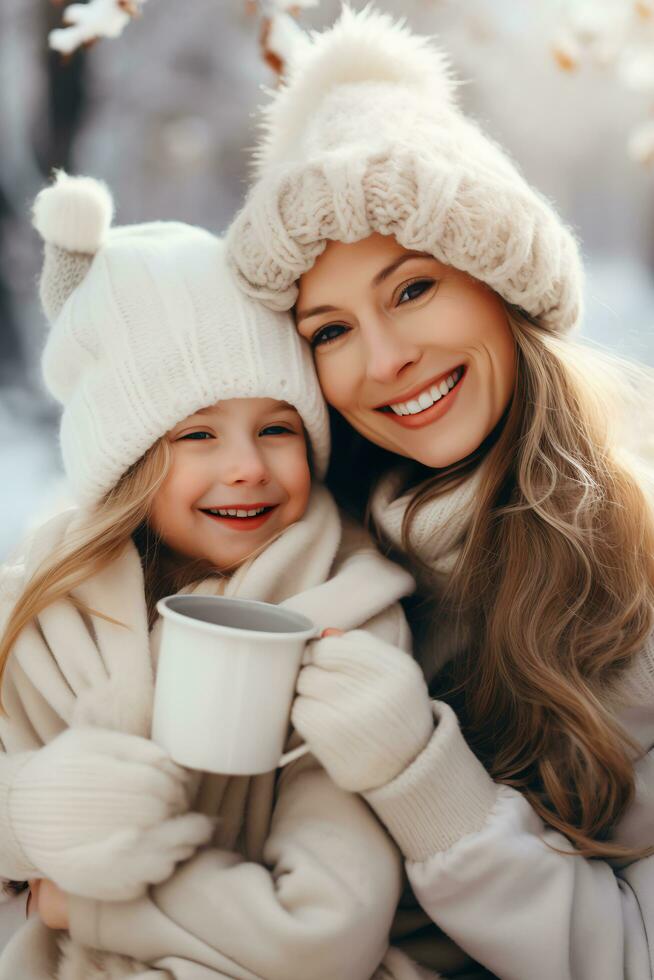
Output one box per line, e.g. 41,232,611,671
201,506,278,532
379,368,465,429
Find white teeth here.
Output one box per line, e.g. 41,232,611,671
209,507,266,518
386,368,462,417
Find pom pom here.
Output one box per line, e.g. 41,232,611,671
32,170,114,254
255,4,458,173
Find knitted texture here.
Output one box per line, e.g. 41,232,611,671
40,246,92,322
370,463,487,577
7,728,213,899
33,172,330,504
364,702,497,862
292,629,433,793
226,6,583,334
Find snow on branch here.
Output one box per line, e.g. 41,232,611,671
255,1,317,77
552,0,654,163
49,0,149,55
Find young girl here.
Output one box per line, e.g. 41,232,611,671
227,8,654,979
0,171,429,980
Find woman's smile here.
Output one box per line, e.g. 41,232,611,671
296,233,516,469
376,365,466,428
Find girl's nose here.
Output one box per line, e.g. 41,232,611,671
223,446,269,485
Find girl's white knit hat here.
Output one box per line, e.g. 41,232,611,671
227,5,583,335
32,171,330,505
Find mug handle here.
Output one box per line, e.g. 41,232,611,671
278,743,310,767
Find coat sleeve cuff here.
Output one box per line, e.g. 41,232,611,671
363,701,498,862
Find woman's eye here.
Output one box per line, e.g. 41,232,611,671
178,431,212,441
397,279,435,305
311,323,349,348
260,425,293,436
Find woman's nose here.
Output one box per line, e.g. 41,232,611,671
363,320,421,385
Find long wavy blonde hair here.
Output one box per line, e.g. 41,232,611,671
0,438,220,707
402,311,654,858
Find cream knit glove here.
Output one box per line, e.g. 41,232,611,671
291,631,433,793
7,728,213,900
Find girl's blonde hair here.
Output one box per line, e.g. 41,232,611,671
0,437,211,707
395,309,654,859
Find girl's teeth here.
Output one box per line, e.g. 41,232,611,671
209,507,266,518
388,368,462,417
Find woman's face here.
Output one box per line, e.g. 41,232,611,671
296,234,517,469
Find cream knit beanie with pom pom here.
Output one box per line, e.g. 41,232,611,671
227,5,583,334
32,171,329,505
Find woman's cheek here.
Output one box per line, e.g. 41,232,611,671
315,354,355,412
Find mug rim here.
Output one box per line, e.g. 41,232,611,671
156,594,317,641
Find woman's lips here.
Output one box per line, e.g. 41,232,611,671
379,369,466,429
201,505,278,532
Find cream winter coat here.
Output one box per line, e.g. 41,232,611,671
0,485,429,980
357,469,654,980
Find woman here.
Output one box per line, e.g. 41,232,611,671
227,7,654,979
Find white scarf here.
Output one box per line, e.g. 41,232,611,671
370,465,485,577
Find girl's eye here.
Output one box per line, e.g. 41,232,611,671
397,279,435,305
178,431,212,441
260,425,293,436
311,323,349,349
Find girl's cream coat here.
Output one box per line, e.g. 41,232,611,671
0,486,422,980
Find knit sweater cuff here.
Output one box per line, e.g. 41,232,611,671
363,701,498,862
0,752,39,879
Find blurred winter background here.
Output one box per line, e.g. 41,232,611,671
2,0,654,573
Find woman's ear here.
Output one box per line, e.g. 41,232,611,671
32,170,114,322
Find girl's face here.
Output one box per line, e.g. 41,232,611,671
296,234,516,469
149,398,311,570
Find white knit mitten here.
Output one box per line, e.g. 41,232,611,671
7,728,213,900
291,631,433,792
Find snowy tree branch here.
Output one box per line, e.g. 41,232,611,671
49,0,149,55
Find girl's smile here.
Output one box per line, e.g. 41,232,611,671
199,503,278,531
149,398,311,569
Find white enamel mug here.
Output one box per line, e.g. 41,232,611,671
152,595,318,775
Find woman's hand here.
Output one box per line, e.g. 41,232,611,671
291,629,434,793
28,879,70,930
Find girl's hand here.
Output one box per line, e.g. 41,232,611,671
321,628,343,638
28,879,69,930
291,629,434,793
10,728,213,901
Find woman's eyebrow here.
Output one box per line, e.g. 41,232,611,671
296,252,434,321
295,303,339,323
371,251,433,286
